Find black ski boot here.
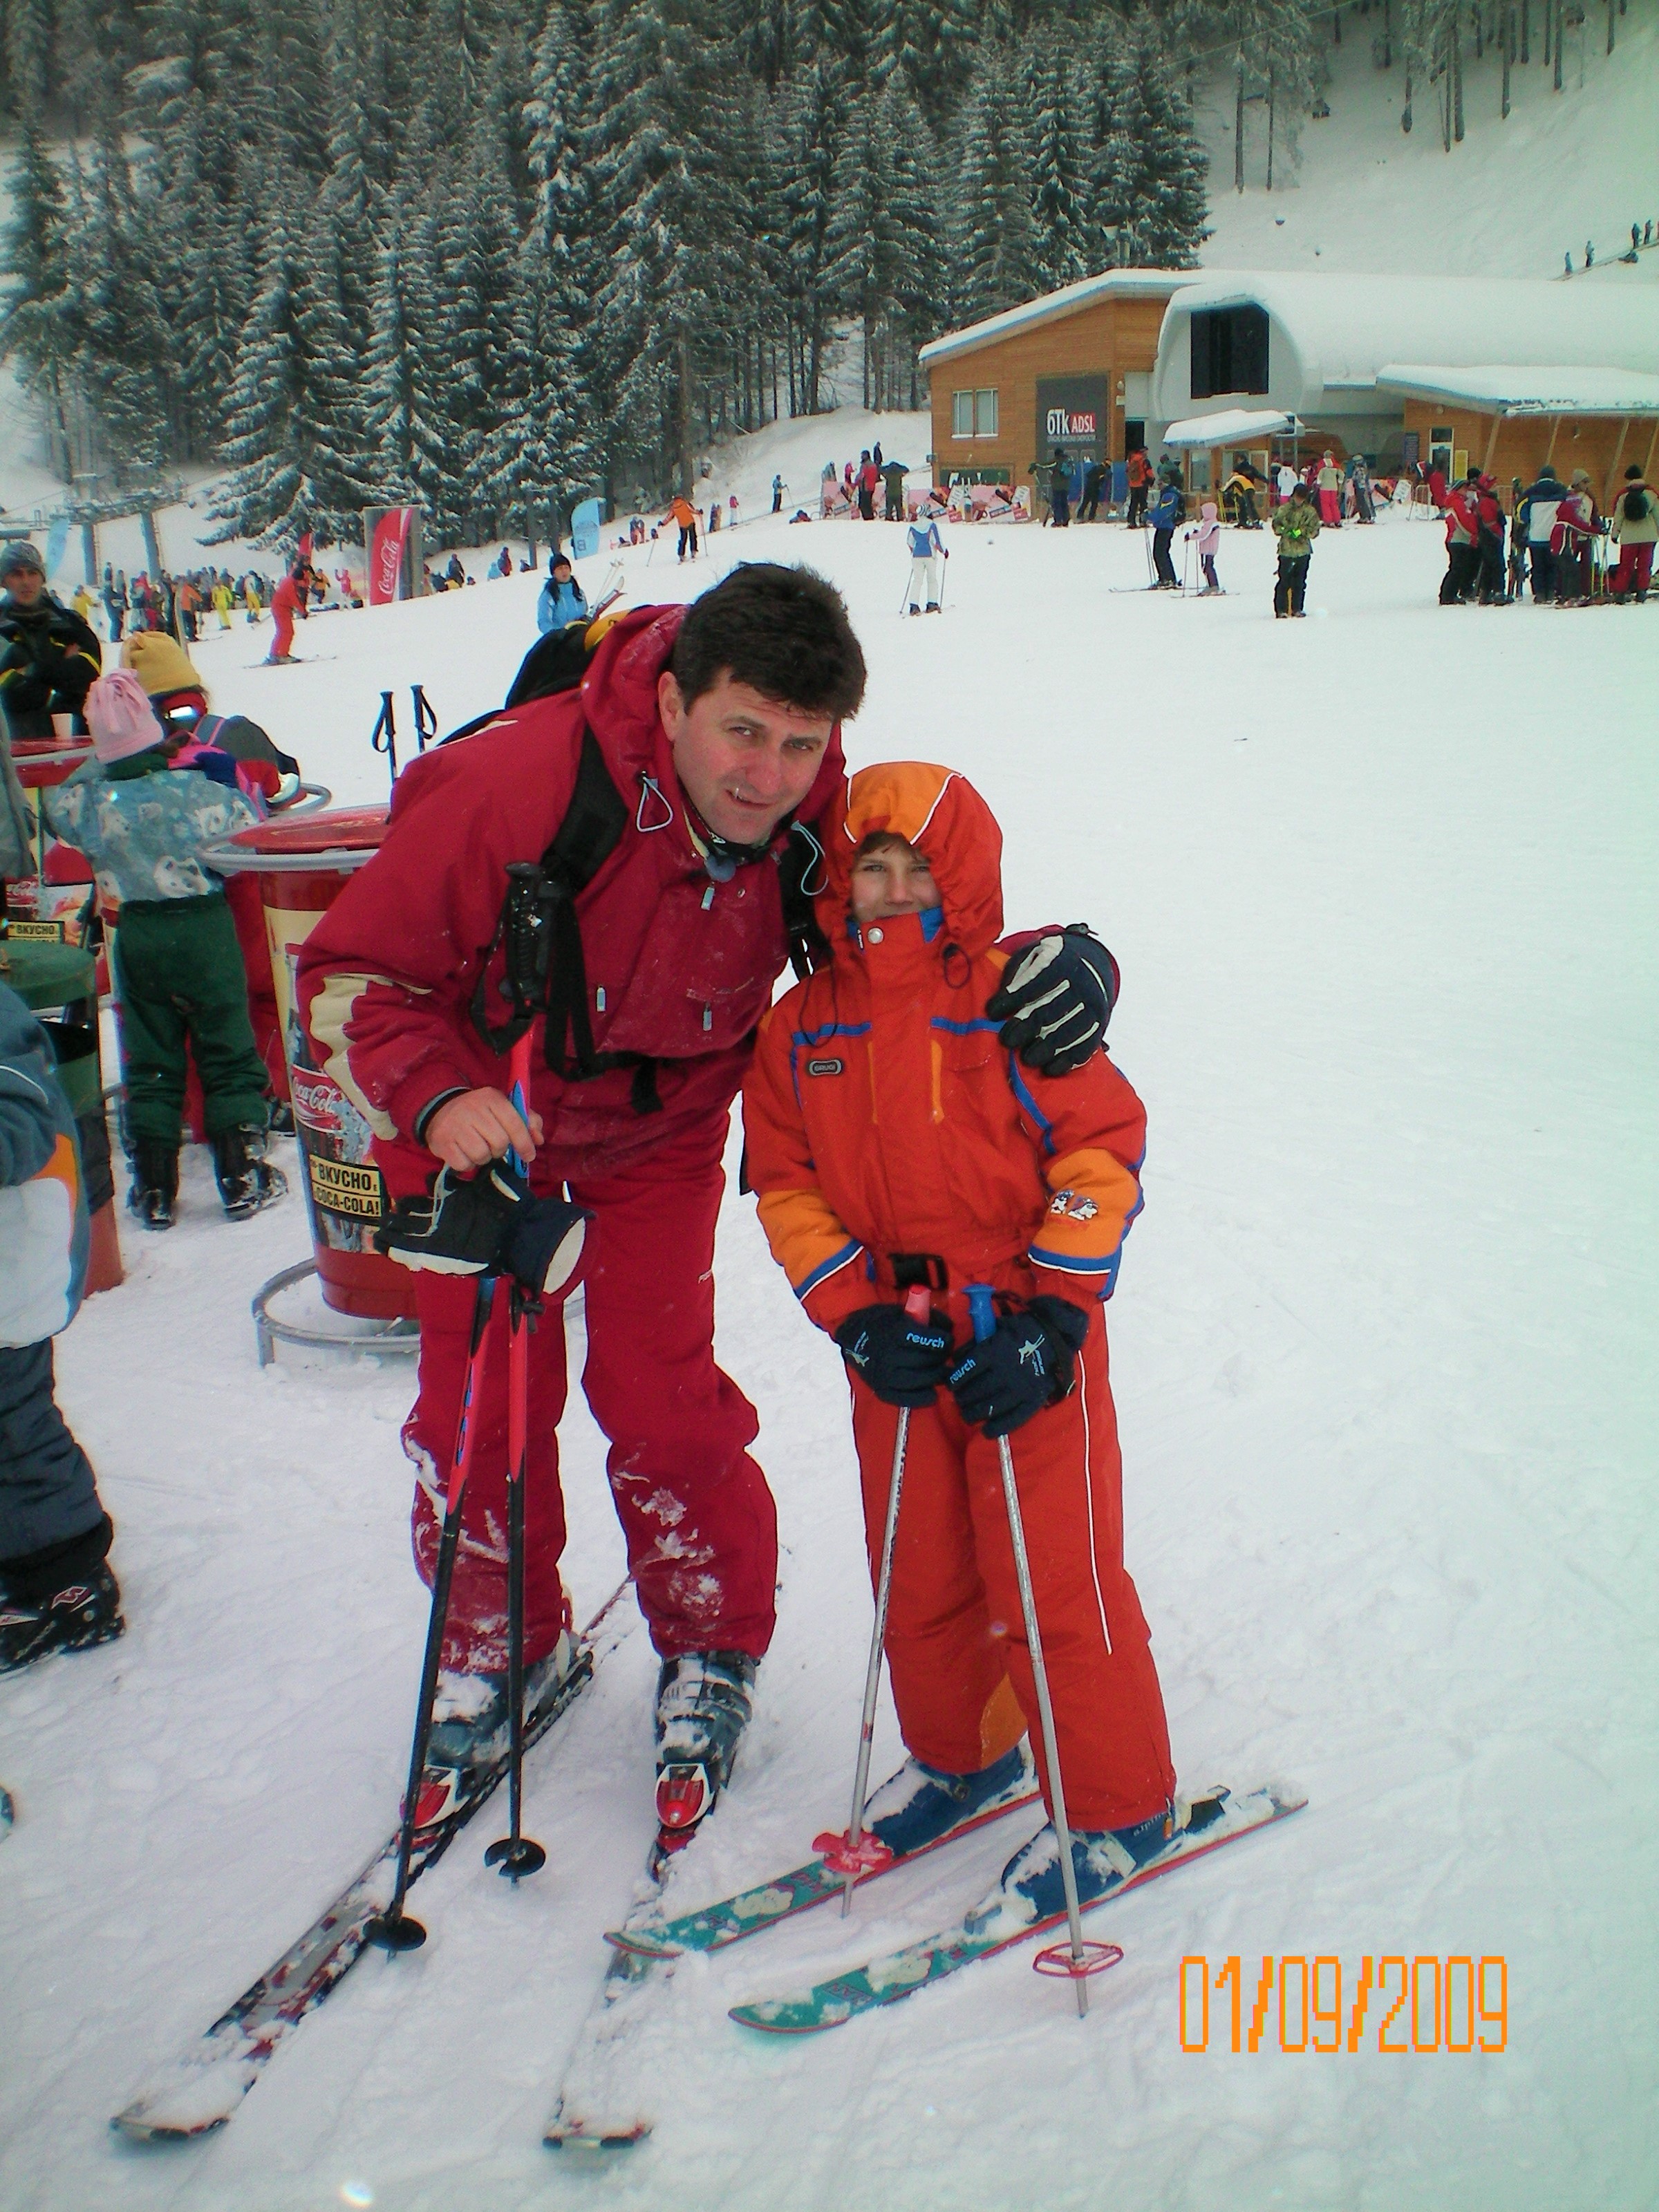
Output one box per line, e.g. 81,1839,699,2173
126,1141,179,1231
652,1649,757,1869
211,1124,288,1219
0,1562,124,1674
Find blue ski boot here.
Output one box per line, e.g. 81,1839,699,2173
427,1629,581,1774
862,1741,1036,1859
965,1790,1228,1939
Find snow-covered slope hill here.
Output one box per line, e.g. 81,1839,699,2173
1197,1,1659,279
1,496,1654,2212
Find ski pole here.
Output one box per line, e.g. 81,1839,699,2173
485,1032,548,1884
966,1284,1107,2018
936,551,948,612
366,1270,498,1953
821,1282,935,1915
1142,525,1154,585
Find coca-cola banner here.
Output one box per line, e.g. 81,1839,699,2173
367,507,415,604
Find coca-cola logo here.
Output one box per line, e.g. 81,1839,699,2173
290,1068,346,1141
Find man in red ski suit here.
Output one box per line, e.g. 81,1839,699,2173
267,564,306,664
296,564,1116,1840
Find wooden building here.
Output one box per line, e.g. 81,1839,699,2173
1375,368,1659,509
918,271,1199,500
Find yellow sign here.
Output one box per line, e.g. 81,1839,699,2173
308,1156,384,1218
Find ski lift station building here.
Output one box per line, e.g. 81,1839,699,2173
924,268,1659,506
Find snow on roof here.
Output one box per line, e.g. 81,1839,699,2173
1163,406,1291,446
1161,271,1659,390
1376,364,1659,415
918,270,1201,368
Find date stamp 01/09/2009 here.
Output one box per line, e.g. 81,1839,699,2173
1179,1956,1509,2056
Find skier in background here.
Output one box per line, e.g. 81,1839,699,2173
1049,449,1071,529
1189,500,1222,593
903,513,947,614
0,541,102,746
1147,470,1184,587
0,980,125,1674
772,474,785,514
1315,452,1342,527
1271,482,1320,616
882,456,908,521
1125,447,1152,529
1078,458,1106,523
1438,473,1483,606
1608,463,1657,601
265,561,306,665
856,451,880,521
664,492,700,562
1517,463,1566,601
1474,476,1509,604
536,552,588,635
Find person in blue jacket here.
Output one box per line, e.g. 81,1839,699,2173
0,980,124,1671
536,552,588,635
1147,471,1186,588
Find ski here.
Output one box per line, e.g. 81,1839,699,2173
608,1774,1042,1961
111,1580,632,2142
546,1768,1041,2148
729,1779,1306,2036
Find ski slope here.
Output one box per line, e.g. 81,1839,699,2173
1,478,1656,2212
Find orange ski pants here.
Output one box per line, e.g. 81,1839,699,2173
850,1315,1174,1833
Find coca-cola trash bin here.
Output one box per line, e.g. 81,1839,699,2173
212,807,418,1334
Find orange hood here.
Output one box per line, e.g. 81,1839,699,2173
818,761,1004,959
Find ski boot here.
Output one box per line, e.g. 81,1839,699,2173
418,1631,582,1827
0,1562,124,1674
964,1790,1228,1940
126,1140,179,1231
651,1649,756,1870
211,1124,288,1219
907,602,921,616
858,1741,1035,1860
925,600,941,612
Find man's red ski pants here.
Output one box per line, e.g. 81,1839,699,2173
850,1318,1174,1833
405,1121,777,1673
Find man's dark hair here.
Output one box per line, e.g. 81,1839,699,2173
671,562,865,722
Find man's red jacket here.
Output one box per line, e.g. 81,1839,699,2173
297,604,846,1188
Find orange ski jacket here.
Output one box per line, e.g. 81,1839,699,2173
742,762,1146,1342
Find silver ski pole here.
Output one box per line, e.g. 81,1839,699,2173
966,1285,1091,2016
836,1283,933,1914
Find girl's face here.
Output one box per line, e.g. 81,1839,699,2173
851,839,941,925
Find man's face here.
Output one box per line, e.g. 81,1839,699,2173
659,670,833,846
3,567,44,608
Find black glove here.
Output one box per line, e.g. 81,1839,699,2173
946,1297,1090,1438
987,926,1118,1075
375,1163,590,1297
834,1302,955,1408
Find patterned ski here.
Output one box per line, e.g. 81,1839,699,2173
606,1775,1042,1962
111,1582,632,2141
548,1770,1041,2148
731,1779,1307,2035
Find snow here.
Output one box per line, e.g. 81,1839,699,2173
1163,408,1291,447
3,415,1658,2211
1376,364,1659,415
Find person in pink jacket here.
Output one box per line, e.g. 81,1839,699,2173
1190,500,1222,593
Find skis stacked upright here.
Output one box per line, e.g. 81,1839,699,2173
111,1582,632,2142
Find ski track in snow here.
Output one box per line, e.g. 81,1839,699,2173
2,464,1656,2212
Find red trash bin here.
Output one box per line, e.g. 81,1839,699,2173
214,807,415,1320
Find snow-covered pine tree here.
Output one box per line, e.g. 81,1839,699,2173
894,0,983,123
209,189,371,545
1021,24,1092,294
0,126,76,478
827,88,897,409
953,63,1037,324
59,120,176,479
362,210,453,529
1098,9,1208,267
434,83,523,538
882,76,948,406
774,58,842,413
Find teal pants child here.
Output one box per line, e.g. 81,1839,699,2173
115,894,270,1146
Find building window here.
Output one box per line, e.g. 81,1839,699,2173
1190,306,1269,400
953,388,999,438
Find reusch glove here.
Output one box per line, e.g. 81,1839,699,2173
834,1302,955,1408
986,926,1118,1075
375,1163,590,1298
946,1296,1091,1438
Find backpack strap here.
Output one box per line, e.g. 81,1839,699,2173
777,821,830,982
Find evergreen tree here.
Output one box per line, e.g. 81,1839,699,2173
775,59,842,413
827,89,897,408
1098,10,1209,265
362,210,453,526
1022,25,1091,292
881,76,948,404
954,66,1036,324
0,129,75,476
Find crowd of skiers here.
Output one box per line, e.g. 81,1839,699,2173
93,563,290,646
1441,462,1656,608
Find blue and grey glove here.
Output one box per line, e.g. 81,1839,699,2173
835,1302,955,1408
946,1296,1090,1438
987,926,1118,1075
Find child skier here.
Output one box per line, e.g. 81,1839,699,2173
743,762,1182,1932
903,514,948,614
1188,500,1222,593
43,671,284,1229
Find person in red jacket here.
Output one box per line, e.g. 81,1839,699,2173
1438,474,1482,605
266,562,307,664
742,761,1179,1927
295,565,1118,1850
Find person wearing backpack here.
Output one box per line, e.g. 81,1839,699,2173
1609,465,1657,602
903,515,948,613
293,566,1121,1861
1147,471,1185,587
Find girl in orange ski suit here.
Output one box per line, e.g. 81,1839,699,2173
742,763,1174,1833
